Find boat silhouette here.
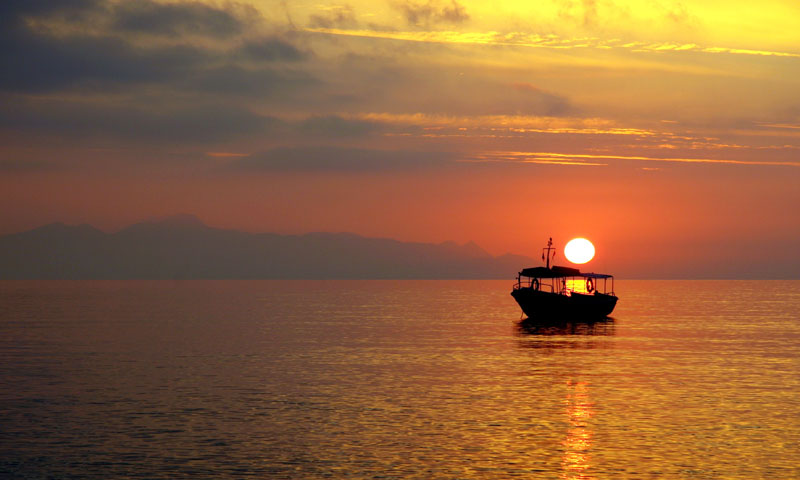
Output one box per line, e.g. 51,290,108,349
511,238,618,320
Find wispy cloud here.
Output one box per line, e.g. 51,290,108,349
393,0,470,26
755,123,800,130
475,151,800,167
305,27,800,58
353,113,657,136
462,155,606,166
206,152,251,158
308,4,358,29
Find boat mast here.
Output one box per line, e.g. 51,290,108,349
542,237,555,269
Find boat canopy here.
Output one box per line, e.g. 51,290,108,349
520,266,580,278
581,272,614,279
519,266,613,279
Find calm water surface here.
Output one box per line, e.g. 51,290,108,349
1,280,798,479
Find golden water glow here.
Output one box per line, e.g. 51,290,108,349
566,279,592,294
564,238,595,264
562,380,595,480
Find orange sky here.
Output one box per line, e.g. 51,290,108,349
1,0,799,277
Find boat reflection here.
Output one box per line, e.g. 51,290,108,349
515,317,615,350
517,317,616,337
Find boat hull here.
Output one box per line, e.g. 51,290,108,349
511,288,617,320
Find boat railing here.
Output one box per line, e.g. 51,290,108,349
513,276,557,293
514,274,615,296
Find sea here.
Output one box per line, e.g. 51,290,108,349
1,280,798,479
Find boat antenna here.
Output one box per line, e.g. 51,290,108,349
542,237,555,269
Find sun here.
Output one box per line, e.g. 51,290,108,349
564,238,595,264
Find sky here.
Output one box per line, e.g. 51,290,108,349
1,0,799,278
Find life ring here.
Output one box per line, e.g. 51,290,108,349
532,278,539,290
586,278,595,293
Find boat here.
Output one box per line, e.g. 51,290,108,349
511,238,618,320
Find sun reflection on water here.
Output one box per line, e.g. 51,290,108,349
562,380,595,480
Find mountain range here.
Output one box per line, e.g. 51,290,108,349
0,214,534,279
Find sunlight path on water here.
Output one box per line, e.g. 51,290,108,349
0,280,798,478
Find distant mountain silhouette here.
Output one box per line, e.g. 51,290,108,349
0,215,534,279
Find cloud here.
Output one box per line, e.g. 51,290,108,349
662,1,691,23
238,37,309,61
0,0,313,95
394,0,469,26
511,83,573,116
0,96,277,143
355,112,653,135
476,151,800,168
0,2,209,93
181,64,317,96
304,27,800,58
227,146,456,172
0,100,380,146
0,32,210,93
581,0,598,27
308,4,359,29
297,115,379,137
110,0,251,38
0,1,323,150
0,0,101,25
